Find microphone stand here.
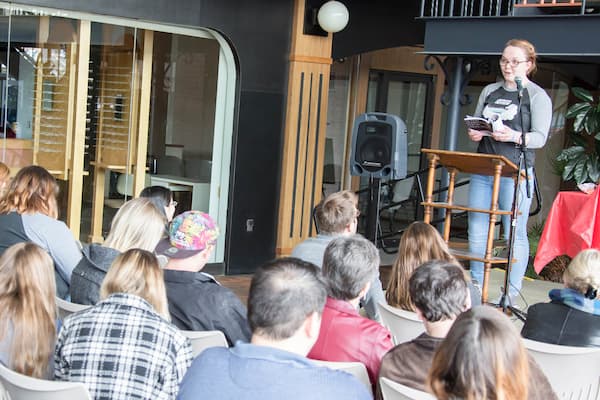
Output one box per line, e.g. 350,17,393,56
498,78,529,322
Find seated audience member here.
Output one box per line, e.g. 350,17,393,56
177,257,371,400
378,261,471,397
0,165,81,299
522,248,600,347
157,211,251,346
140,185,176,222
430,305,529,400
291,190,385,321
386,221,481,311
307,235,393,386
0,161,9,198
55,249,192,400
71,198,167,305
429,305,557,400
0,243,56,378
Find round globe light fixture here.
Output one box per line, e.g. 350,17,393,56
317,1,349,33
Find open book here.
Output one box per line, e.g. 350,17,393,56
464,115,493,132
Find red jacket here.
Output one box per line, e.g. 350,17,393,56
308,297,393,385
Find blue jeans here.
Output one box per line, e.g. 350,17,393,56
468,169,533,297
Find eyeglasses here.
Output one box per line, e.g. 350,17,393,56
499,58,528,68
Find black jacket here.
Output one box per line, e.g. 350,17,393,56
521,301,600,348
164,269,251,346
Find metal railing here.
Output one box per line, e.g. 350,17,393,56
420,0,588,17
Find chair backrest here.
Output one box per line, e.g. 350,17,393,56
522,338,600,400
55,297,91,321
392,176,415,204
380,377,436,400
378,302,425,345
181,330,228,357
311,360,371,390
0,363,91,400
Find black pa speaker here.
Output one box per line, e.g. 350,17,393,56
349,112,407,179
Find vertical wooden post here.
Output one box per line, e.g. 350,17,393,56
276,0,334,256
66,20,91,239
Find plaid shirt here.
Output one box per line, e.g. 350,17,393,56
54,293,192,400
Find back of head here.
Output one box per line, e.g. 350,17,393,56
104,198,167,252
429,305,529,400
315,190,358,234
563,249,600,299
0,165,59,218
139,186,172,213
100,248,170,319
387,222,457,310
248,257,326,341
409,260,469,322
322,234,379,301
0,242,56,378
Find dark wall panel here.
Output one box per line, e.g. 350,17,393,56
20,0,294,274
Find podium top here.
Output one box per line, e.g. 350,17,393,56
422,149,519,177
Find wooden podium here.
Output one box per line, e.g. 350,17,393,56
421,149,520,302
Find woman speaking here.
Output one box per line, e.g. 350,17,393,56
467,39,552,302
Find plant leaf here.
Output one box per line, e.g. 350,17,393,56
588,156,600,183
566,102,592,119
585,109,600,135
573,111,590,133
574,158,589,184
572,87,594,103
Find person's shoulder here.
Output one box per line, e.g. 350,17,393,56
312,367,372,399
482,81,504,95
527,81,551,101
187,346,230,372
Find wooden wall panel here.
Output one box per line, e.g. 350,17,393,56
276,0,333,255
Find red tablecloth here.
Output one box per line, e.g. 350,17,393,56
534,188,600,272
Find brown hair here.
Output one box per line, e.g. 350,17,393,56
505,38,537,76
100,249,170,320
0,243,56,378
315,190,358,234
386,222,457,310
0,161,9,198
428,306,529,400
0,165,59,218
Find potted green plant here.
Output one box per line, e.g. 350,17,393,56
556,87,600,189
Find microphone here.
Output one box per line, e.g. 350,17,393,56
515,76,523,92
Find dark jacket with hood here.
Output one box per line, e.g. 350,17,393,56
70,244,120,305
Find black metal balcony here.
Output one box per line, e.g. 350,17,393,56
419,0,600,56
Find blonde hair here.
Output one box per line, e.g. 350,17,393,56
100,249,170,319
505,38,537,76
429,306,529,400
386,222,458,310
0,162,9,198
315,190,358,234
563,249,600,299
0,243,56,378
0,165,59,218
104,198,167,252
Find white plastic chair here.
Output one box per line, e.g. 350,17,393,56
0,363,91,400
181,330,228,357
55,297,91,321
522,338,600,400
311,360,371,390
378,302,425,345
380,377,436,400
